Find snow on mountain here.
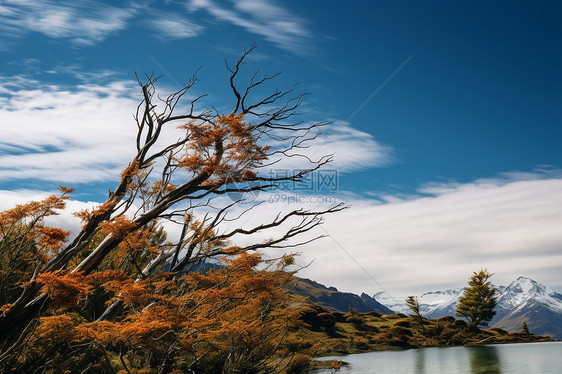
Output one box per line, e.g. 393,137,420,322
495,277,562,316
416,289,463,319
374,288,462,318
373,276,562,339
373,292,410,315
491,277,562,338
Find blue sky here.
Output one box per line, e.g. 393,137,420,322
1,0,561,295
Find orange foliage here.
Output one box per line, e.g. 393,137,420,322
45,251,298,371
99,215,137,239
75,320,120,344
0,55,331,373
37,227,70,251
0,189,74,308
72,200,114,225
177,113,269,187
36,314,76,340
0,176,297,372
36,271,92,308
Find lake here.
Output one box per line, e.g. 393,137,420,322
313,341,562,374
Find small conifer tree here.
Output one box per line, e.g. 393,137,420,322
522,321,530,336
406,296,425,334
456,269,497,328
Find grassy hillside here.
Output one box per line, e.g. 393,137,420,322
280,304,554,371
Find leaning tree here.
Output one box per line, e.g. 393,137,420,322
456,269,497,329
0,46,344,372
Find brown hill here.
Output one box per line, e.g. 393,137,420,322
290,277,393,314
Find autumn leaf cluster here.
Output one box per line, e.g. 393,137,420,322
0,48,342,373
0,192,300,372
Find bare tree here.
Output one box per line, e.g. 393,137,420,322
0,46,344,348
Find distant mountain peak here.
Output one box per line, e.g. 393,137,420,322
508,276,543,292
373,276,562,339
498,277,562,314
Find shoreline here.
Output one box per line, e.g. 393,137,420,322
285,305,554,367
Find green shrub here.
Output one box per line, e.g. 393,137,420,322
452,319,468,328
298,307,330,331
368,326,380,333
393,320,411,328
385,314,405,319
390,326,413,337
345,316,364,326
490,327,508,334
425,324,443,337
354,341,369,350
439,326,458,342
448,332,467,345
436,316,456,323
332,312,346,323
318,312,336,329
285,337,313,353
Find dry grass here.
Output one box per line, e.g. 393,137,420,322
284,304,554,359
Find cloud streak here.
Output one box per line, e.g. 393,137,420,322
2,166,560,297
270,120,394,174
0,79,139,183
0,0,139,46
295,173,562,296
147,13,204,40
187,0,313,54
0,78,386,185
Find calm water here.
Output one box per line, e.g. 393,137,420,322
314,342,562,374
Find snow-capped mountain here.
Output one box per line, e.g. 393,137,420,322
495,277,562,315
374,289,462,318
492,277,562,339
374,277,562,339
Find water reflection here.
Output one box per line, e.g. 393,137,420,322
468,346,501,374
315,342,562,374
414,348,425,373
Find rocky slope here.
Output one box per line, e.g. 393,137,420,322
291,277,393,314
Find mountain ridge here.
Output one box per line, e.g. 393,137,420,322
290,277,393,314
374,276,562,339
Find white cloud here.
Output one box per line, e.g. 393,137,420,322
147,14,204,39
0,189,99,237
310,121,394,171
294,174,562,296
187,0,313,54
2,170,561,298
0,79,140,183
146,170,562,297
260,120,393,175
0,78,385,184
0,0,138,45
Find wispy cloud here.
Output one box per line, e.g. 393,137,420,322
0,78,140,183
0,78,386,184
0,0,139,46
187,0,313,54
0,0,314,52
146,13,204,40
293,172,562,295
273,120,394,173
